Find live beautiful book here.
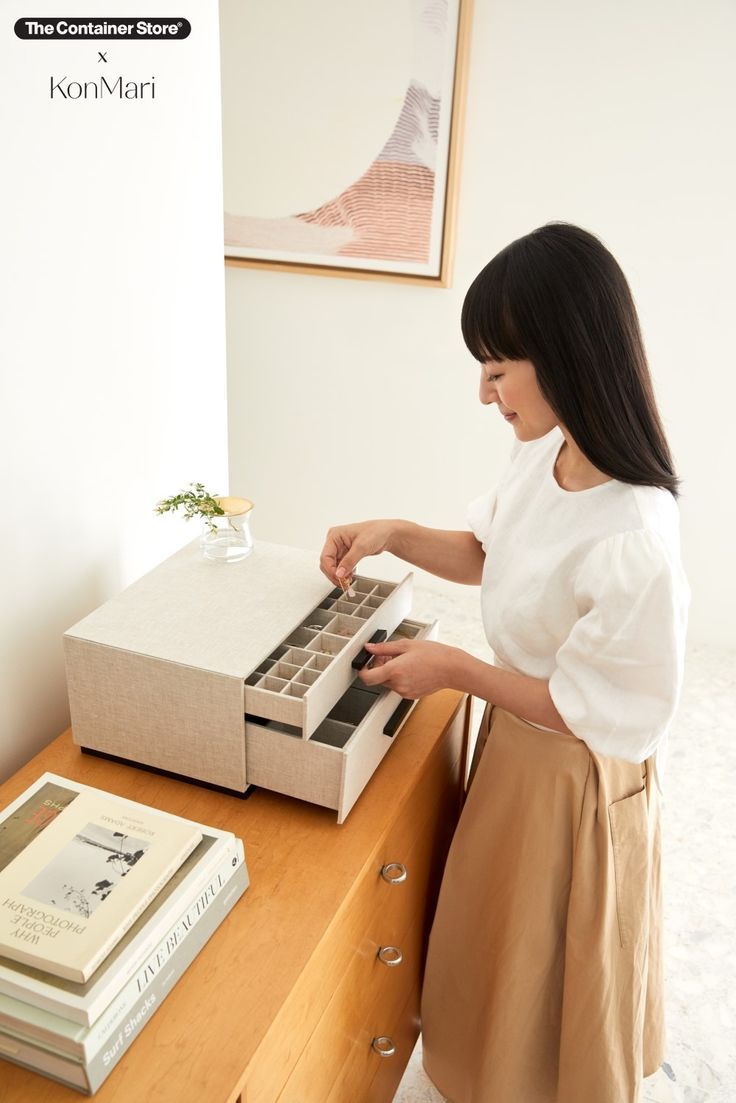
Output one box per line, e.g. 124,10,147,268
0,780,201,982
0,857,248,1094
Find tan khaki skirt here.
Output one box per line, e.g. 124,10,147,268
420,704,665,1103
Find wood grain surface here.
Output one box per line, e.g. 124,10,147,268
0,689,470,1103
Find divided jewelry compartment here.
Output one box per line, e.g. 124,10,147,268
245,611,439,823
244,574,413,738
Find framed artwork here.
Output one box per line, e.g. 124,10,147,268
220,0,472,286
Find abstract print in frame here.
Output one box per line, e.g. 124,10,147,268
221,0,471,285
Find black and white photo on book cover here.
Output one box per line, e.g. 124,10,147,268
23,824,150,919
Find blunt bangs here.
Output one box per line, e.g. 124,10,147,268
460,249,530,364
459,221,680,496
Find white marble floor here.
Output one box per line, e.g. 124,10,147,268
391,584,736,1103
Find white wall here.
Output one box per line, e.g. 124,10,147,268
0,1,228,781
226,0,736,647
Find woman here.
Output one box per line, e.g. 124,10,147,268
319,223,689,1103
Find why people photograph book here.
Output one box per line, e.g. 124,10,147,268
0,783,201,982
0,773,246,1026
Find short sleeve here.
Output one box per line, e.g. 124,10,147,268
548,530,690,763
466,488,497,551
466,439,523,551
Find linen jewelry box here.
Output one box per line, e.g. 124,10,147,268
63,541,438,823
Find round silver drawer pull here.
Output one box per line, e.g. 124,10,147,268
377,945,404,967
380,861,407,884
372,1036,396,1058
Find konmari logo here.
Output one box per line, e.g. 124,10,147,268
50,75,156,99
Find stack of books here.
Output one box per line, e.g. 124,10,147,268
0,772,248,1093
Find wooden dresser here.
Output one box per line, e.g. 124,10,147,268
0,688,471,1103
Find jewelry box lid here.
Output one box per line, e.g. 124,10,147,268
63,540,332,679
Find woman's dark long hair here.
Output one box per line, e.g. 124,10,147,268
461,223,680,497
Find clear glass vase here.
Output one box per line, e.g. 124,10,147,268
200,497,254,563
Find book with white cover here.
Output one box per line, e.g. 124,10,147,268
0,842,244,1061
0,780,202,981
0,861,248,1094
0,774,245,1025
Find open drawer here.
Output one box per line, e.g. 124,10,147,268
245,617,438,823
244,573,413,739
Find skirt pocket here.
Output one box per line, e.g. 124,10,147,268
608,786,649,950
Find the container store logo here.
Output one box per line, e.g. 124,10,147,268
14,17,191,40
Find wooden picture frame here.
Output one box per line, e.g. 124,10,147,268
221,0,473,287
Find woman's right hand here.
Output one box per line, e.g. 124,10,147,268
319,520,398,586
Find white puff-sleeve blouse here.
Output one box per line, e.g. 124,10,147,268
467,427,690,776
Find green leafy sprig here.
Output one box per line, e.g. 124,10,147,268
154,483,226,534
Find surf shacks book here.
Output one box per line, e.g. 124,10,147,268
0,779,201,982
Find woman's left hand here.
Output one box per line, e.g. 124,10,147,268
357,639,464,698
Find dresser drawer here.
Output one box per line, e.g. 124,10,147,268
244,573,412,737
358,982,423,1103
292,807,453,1103
323,931,422,1103
242,695,468,1103
245,617,438,823
274,708,464,1103
276,818,445,1102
